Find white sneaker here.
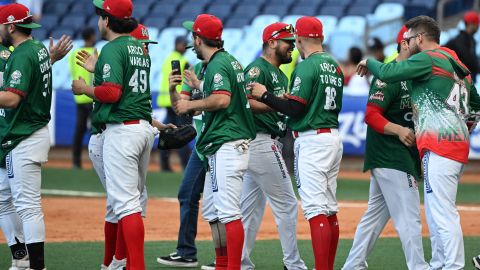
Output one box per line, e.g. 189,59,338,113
100,264,108,270
108,256,126,270
473,255,480,269
9,256,29,270
201,262,216,270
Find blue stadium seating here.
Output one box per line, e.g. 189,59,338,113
132,3,152,20
50,28,75,40
242,0,267,5
233,4,262,19
178,3,207,18
290,4,321,16
225,17,252,28
150,3,179,18
347,4,377,16
40,15,59,30
33,28,48,41
44,2,70,15
207,4,234,20
320,5,346,18
59,15,87,32
263,5,290,17
143,17,168,30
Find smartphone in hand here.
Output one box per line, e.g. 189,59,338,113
171,60,182,83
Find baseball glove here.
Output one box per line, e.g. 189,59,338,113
157,125,197,150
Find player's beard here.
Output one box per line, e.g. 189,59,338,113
194,43,204,60
409,42,421,55
0,29,12,47
275,44,294,64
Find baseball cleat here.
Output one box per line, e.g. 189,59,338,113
201,262,216,270
108,256,126,270
156,252,198,267
100,265,108,270
9,255,29,270
473,255,480,269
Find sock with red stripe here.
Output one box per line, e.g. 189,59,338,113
327,214,339,270
120,213,145,270
210,221,227,269
309,214,331,270
104,221,117,266
225,219,244,270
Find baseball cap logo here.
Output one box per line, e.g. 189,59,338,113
7,15,14,22
141,28,148,37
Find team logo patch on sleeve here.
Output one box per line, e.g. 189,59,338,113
292,76,301,92
375,79,387,88
213,73,224,88
10,70,22,85
0,50,11,60
248,67,260,79
369,91,385,101
102,64,111,79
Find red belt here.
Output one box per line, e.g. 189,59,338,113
293,128,331,138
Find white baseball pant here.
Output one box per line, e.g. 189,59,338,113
294,129,343,220
342,168,429,270
102,120,154,220
423,151,464,270
240,134,306,270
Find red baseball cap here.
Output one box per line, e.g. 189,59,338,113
262,22,295,43
183,14,223,40
131,24,158,44
93,0,133,19
295,16,323,39
464,11,479,25
0,3,41,28
397,25,408,44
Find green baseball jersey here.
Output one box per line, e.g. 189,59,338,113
287,52,343,131
363,72,421,179
0,39,52,163
367,49,480,163
93,36,152,125
0,45,12,133
195,50,256,157
245,57,288,137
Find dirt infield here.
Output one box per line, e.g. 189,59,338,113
1,197,478,243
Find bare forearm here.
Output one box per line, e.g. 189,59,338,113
189,95,229,112
0,92,21,108
383,122,403,136
79,86,96,99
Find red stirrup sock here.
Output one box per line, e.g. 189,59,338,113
225,219,244,270
309,214,331,270
120,213,145,270
327,214,340,270
103,221,118,266
115,220,127,260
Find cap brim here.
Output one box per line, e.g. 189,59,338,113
16,22,41,29
141,39,158,44
182,21,194,31
280,36,296,41
93,0,104,9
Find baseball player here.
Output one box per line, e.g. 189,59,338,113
76,23,163,270
357,15,480,269
251,16,344,270
241,22,306,270
157,60,209,268
72,0,155,269
174,14,256,269
342,26,429,270
0,33,72,270
0,3,60,269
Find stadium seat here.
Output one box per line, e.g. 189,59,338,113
50,28,75,40
242,0,267,5
347,4,376,16
316,15,338,43
40,15,59,30
33,28,48,41
233,4,262,18
150,3,179,17
143,17,168,30
207,4,233,19
222,28,244,52
328,31,360,62
338,16,367,36
60,15,87,32
320,5,346,18
282,15,303,26
383,0,409,4
371,3,405,22
69,2,93,15
251,15,281,35
290,4,321,16
225,17,252,28
262,5,290,17
296,0,325,5
43,2,70,15
157,27,188,52
132,3,152,20
178,3,207,17
324,0,351,5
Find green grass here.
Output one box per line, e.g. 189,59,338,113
0,238,479,269
41,168,480,204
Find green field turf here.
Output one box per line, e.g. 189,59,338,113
0,238,479,269
41,168,480,203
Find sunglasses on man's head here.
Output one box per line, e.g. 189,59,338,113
268,24,295,40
